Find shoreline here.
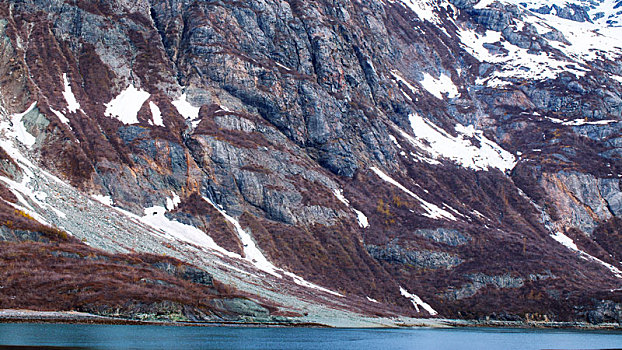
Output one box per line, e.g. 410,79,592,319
440,319,622,331
0,309,326,328
1,309,621,330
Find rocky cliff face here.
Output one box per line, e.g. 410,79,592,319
0,0,621,325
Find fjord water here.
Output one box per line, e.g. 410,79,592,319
1,324,622,350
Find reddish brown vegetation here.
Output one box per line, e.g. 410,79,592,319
238,211,402,304
0,202,72,242
338,165,622,320
0,183,18,203
0,239,248,318
593,217,622,265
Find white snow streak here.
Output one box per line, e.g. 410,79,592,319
333,188,349,206
390,70,419,101
283,271,344,297
50,107,70,126
400,286,438,315
203,197,282,277
551,231,622,278
149,101,164,127
366,296,380,303
550,231,578,251
0,128,70,223
546,117,619,126
140,206,228,255
62,73,81,113
333,189,370,228
370,167,456,221
0,100,346,300
389,134,403,149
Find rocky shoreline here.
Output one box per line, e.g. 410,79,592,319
1,309,621,330
0,309,325,328
442,319,622,331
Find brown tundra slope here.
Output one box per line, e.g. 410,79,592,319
0,0,621,325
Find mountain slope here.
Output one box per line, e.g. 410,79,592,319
0,0,621,325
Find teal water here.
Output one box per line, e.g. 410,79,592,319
0,323,621,350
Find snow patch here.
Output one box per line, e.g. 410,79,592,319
105,85,150,125
92,194,113,206
0,138,70,223
457,27,588,87
166,192,181,211
400,286,438,315
397,0,442,24
390,70,420,101
400,113,516,172
333,188,350,206
516,1,622,63
370,167,456,221
172,93,201,127
546,117,619,126
354,209,370,228
419,72,459,99
389,134,402,149
62,73,81,113
4,102,37,147
140,206,229,255
149,101,164,127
